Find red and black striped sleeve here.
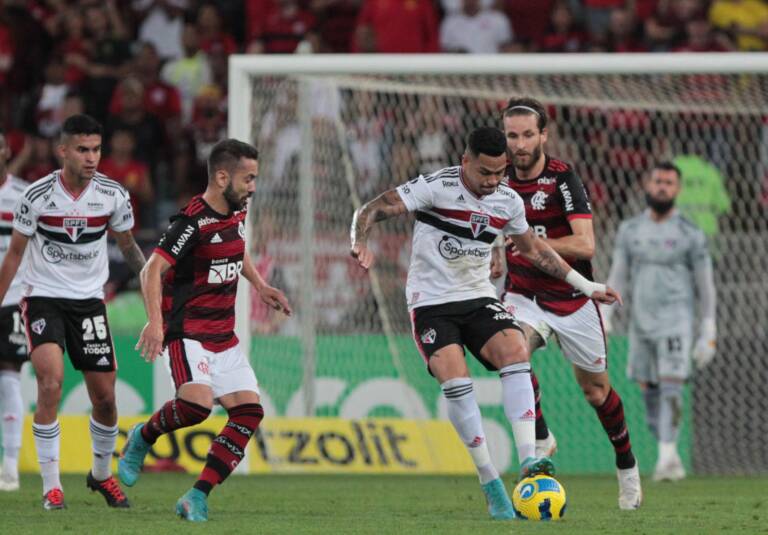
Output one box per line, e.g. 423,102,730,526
154,214,200,266
557,168,592,221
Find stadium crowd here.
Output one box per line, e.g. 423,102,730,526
0,0,764,235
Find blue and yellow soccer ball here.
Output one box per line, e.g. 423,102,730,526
512,474,567,520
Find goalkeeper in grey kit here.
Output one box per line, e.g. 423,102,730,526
601,161,716,482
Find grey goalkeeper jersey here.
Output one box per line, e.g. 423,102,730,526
607,209,715,337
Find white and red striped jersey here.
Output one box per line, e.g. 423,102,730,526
396,165,528,309
0,174,29,306
13,170,134,300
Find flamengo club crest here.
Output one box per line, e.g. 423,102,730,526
63,215,87,242
469,213,489,238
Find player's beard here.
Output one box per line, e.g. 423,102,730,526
224,182,249,212
645,193,675,214
511,142,543,172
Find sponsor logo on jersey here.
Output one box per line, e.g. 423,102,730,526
456,194,465,203
19,203,29,215
442,180,458,187
493,311,514,321
41,241,100,264
83,344,111,356
537,177,556,185
558,182,573,212
45,200,57,209
438,236,490,261
63,217,87,242
198,217,218,227
469,213,489,237
207,260,243,284
31,318,46,335
420,328,436,344
238,221,245,239
94,184,116,197
210,233,223,243
171,224,196,255
531,190,548,210
87,202,104,210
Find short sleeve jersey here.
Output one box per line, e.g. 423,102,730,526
396,165,528,309
155,195,246,352
0,175,28,306
504,156,594,315
12,171,134,300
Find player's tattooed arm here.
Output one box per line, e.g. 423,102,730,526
350,189,408,270
113,230,147,275
511,228,570,279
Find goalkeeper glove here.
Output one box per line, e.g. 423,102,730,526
692,318,716,369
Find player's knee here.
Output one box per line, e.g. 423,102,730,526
581,382,610,407
37,378,63,404
90,391,117,415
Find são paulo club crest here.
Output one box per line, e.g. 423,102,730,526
63,216,87,242
469,213,489,238
420,328,436,344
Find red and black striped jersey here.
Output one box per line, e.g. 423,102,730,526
504,156,594,315
154,195,246,352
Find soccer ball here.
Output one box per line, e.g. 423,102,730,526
512,474,567,520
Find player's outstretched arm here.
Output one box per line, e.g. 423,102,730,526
0,230,29,305
242,253,292,316
350,189,408,270
510,228,623,306
113,229,147,275
136,252,170,362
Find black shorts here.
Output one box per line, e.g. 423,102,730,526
410,297,522,372
0,305,28,364
21,297,116,372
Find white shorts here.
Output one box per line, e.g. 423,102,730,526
163,339,260,399
502,293,607,373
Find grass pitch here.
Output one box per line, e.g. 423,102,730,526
0,473,765,534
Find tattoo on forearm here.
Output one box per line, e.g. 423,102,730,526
122,242,147,275
351,190,402,246
531,248,569,280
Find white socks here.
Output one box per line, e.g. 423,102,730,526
499,362,536,463
0,370,22,479
441,377,499,484
90,416,118,481
32,420,61,493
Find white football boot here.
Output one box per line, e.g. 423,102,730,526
617,463,642,510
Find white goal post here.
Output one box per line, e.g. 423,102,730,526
230,53,768,475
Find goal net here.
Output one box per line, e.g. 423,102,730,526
231,54,768,475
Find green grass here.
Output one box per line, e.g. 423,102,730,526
1,473,766,534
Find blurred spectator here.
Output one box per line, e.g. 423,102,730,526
539,1,588,52
58,7,89,86
674,18,734,52
8,135,57,182
81,2,131,123
0,11,13,87
2,1,51,101
112,42,182,128
311,0,361,52
443,0,493,16
197,2,238,56
439,0,513,54
673,153,732,241
347,91,385,198
133,0,187,61
582,0,625,40
709,0,768,51
161,22,212,124
105,77,165,175
353,0,439,52
505,0,553,48
603,7,648,52
35,59,69,138
645,0,707,51
248,0,319,54
99,129,153,229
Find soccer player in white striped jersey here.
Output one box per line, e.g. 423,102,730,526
0,115,147,510
351,127,621,520
0,129,29,492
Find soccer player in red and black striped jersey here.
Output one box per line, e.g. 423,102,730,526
118,139,291,522
498,97,642,510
